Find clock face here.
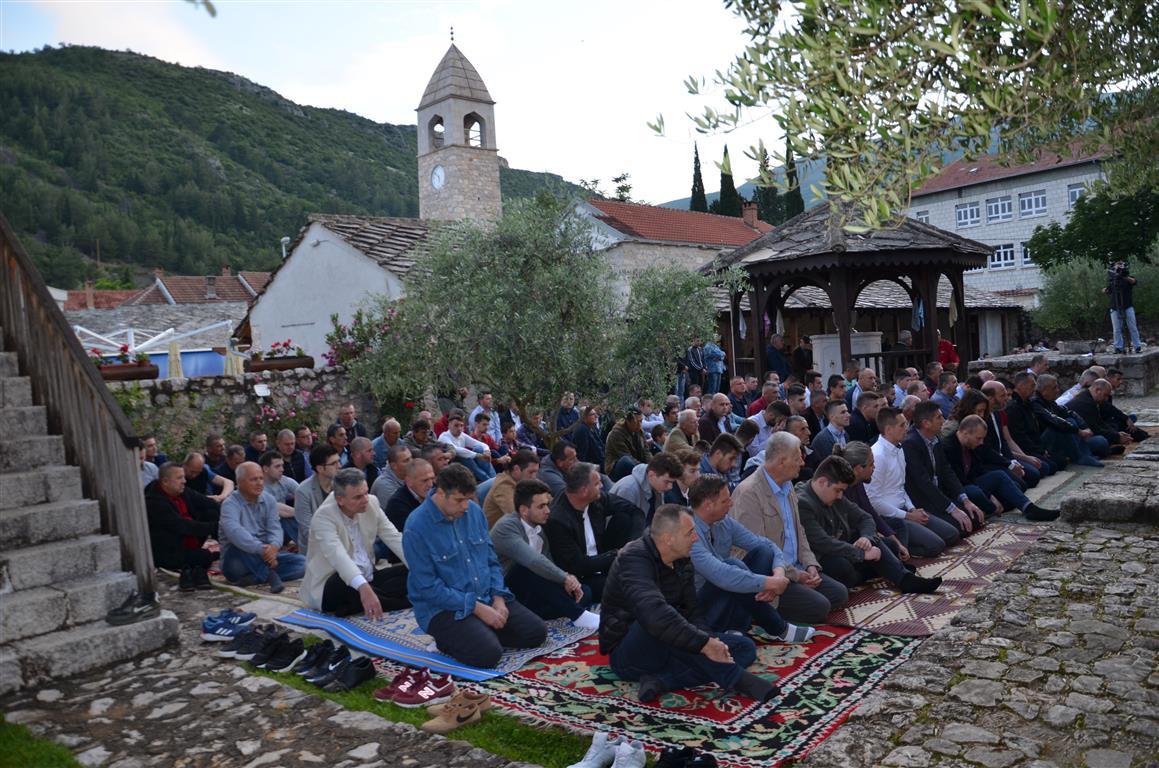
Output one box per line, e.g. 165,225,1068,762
431,165,446,190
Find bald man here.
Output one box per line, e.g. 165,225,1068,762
1068,378,1133,449
219,461,306,592
699,393,734,444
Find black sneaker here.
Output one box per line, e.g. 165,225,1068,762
178,568,195,592
307,646,351,686
249,632,289,667
293,640,335,676
323,656,376,692
106,591,161,626
192,567,212,590
219,625,272,659
263,637,307,672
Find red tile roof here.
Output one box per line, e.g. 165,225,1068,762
587,199,772,247
123,272,272,306
63,289,138,310
912,147,1105,197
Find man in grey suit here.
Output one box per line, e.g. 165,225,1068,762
491,479,600,629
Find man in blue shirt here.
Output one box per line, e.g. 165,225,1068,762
403,464,547,669
219,462,306,593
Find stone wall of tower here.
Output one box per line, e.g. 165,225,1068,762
418,145,503,223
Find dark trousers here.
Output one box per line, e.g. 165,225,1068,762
608,455,640,482
505,565,591,621
320,566,410,617
155,545,215,572
697,545,788,638
580,572,608,604
427,599,547,669
777,574,849,625
819,541,908,589
604,507,644,550
610,621,755,693
971,470,1029,512
919,512,962,548
963,485,998,518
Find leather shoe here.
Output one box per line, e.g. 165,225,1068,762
323,656,376,692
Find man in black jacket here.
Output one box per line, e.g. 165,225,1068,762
1006,373,1063,473
942,417,1058,521
145,463,220,591
902,401,986,537
1031,374,1107,467
1068,379,1133,449
1103,368,1149,442
599,504,777,704
846,391,883,445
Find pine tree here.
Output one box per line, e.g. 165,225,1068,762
752,147,784,225
784,136,806,219
689,143,708,212
717,145,743,217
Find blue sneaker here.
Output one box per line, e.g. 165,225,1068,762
202,609,256,632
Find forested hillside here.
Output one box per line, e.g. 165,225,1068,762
0,46,579,287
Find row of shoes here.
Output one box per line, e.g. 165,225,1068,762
566,733,648,768
371,663,492,733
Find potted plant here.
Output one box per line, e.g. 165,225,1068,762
244,339,315,372
91,345,160,382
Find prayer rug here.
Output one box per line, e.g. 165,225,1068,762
824,520,1047,636
277,607,593,681
466,626,920,768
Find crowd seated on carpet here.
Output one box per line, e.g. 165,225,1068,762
130,343,1147,701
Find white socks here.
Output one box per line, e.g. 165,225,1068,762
572,610,601,630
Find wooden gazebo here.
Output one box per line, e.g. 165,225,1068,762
711,201,991,378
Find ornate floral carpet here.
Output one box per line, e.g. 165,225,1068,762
824,520,1048,636
466,626,921,768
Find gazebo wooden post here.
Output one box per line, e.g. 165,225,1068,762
949,271,973,371
728,291,741,377
749,281,766,378
830,269,854,366
915,268,940,361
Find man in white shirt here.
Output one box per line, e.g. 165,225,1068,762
300,468,408,617
437,409,495,482
865,409,958,558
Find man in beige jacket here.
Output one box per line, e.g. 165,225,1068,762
729,431,848,624
300,468,409,618
664,409,701,455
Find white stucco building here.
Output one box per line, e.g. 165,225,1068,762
907,149,1104,309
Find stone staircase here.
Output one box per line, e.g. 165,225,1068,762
0,344,177,695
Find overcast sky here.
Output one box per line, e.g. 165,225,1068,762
1,0,781,204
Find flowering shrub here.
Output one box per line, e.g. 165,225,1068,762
89,344,150,367
324,309,396,366
252,338,306,361
252,384,328,435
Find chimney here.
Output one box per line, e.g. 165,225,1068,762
221,265,232,277
84,279,95,310
205,275,217,300
153,267,164,279
742,201,758,229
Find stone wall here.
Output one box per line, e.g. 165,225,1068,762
970,348,1159,395
106,366,381,459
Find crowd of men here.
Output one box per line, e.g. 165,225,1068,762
137,349,1139,704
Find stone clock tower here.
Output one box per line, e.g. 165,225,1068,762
416,44,502,222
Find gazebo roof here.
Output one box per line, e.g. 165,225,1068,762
710,200,991,273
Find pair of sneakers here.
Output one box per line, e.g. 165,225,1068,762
199,609,257,642
419,690,492,734
567,732,646,768
373,666,457,708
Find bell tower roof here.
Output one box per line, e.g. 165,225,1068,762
418,44,494,110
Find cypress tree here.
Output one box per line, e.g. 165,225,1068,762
753,146,784,225
784,136,806,219
690,143,708,212
717,145,743,217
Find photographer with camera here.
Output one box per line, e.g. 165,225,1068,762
1105,260,1144,354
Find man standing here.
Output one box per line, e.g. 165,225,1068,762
1106,260,1143,353
403,464,547,669
294,446,341,556
145,463,219,591
604,407,651,481
600,504,779,704
482,450,541,528
219,462,306,592
704,338,726,394
765,334,792,382
300,468,409,617
686,338,707,390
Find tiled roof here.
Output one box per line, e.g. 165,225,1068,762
713,278,1019,312
122,272,270,306
239,271,270,294
912,147,1105,197
418,44,494,109
587,199,772,247
303,214,433,280
63,289,137,311
712,200,991,271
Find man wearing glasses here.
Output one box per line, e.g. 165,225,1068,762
295,445,343,556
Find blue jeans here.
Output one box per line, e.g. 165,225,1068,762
971,470,1029,512
676,371,688,403
1110,306,1142,350
1042,428,1103,464
707,371,722,395
280,517,300,546
608,455,639,482
221,547,306,584
697,545,788,639
610,622,756,693
455,456,495,482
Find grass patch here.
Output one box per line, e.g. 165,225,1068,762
0,716,80,768
251,665,591,768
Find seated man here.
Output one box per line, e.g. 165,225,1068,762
182,452,233,504
600,504,779,704
980,380,1049,488
664,409,701,455
345,436,380,488
943,416,1060,521
385,458,436,531
300,468,409,617
604,407,650,481
796,456,941,593
1006,372,1064,474
546,462,638,601
144,462,219,590
294,445,340,557
275,428,310,483
244,430,268,463
539,439,578,499
259,450,300,547
609,452,685,527
1032,374,1107,466
370,444,411,510
811,399,850,462
403,418,435,454
698,393,735,445
1103,368,1149,442
491,479,599,628
214,444,246,483
901,402,986,539
689,475,816,642
219,462,306,592
437,409,495,482
471,412,510,473
203,433,227,472
482,450,540,528
404,464,547,669
931,373,959,418
326,424,350,465
372,417,404,470
846,391,884,444
730,432,849,624
699,433,744,491
1068,378,1134,452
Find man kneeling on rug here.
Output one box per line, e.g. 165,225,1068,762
600,504,780,704
300,468,410,618
405,464,547,669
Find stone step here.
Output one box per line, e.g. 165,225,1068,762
0,376,32,408
0,465,84,511
0,571,136,643
0,405,47,434
0,434,65,472
0,352,18,377
0,498,102,549
0,610,179,694
0,534,121,592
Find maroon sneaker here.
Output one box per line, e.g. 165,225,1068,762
373,667,424,702
392,671,457,708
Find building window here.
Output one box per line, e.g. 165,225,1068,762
1021,241,1033,266
1019,190,1047,217
990,243,1016,269
1068,183,1086,209
986,196,1013,222
915,210,930,224
955,202,981,228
